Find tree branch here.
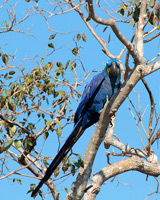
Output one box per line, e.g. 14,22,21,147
136,0,147,57
0,113,32,136
83,156,160,200
86,0,144,64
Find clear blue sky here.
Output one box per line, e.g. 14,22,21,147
0,1,160,200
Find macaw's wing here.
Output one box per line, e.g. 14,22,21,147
74,72,105,125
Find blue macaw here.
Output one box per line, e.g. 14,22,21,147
31,59,121,197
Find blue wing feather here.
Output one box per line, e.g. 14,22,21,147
74,70,116,129
74,72,105,125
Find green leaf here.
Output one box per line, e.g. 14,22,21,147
70,61,76,70
55,69,61,77
64,187,69,193
43,132,49,140
9,71,15,75
86,16,91,21
56,62,63,68
129,19,134,25
21,67,25,72
54,167,60,178
131,0,139,4
127,9,132,17
43,157,49,167
56,120,62,127
72,47,78,55
103,26,108,32
18,84,25,91
8,97,12,104
5,89,10,97
132,7,140,22
157,25,160,30
2,54,8,65
3,20,9,28
44,63,50,70
118,7,124,16
71,165,75,175
82,33,87,42
149,13,156,26
10,126,17,137
58,90,64,96
14,140,22,149
27,140,33,146
77,33,81,41
122,3,128,11
62,163,69,172
17,178,22,184
48,43,54,48
56,128,61,137
108,32,111,43
49,34,56,40
30,184,36,189
46,121,52,126
6,140,13,150
0,121,5,126
149,0,155,8
65,60,70,69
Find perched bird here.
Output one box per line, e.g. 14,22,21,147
31,58,121,197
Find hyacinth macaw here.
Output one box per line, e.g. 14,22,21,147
31,58,121,197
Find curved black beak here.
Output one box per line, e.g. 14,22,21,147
109,61,119,78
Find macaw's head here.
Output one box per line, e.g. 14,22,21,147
106,59,121,79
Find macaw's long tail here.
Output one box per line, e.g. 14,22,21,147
31,118,84,198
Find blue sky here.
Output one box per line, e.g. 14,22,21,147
0,1,160,200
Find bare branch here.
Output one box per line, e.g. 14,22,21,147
83,156,160,200
0,162,33,180
136,0,147,57
86,0,144,64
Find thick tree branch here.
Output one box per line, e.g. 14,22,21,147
136,0,147,57
83,156,160,200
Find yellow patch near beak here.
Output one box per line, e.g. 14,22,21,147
107,68,110,75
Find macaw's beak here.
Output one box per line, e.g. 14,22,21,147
109,61,119,78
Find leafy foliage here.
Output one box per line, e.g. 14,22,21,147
0,18,88,195
118,1,160,26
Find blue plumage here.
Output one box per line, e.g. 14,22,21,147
74,58,121,128
31,58,121,198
